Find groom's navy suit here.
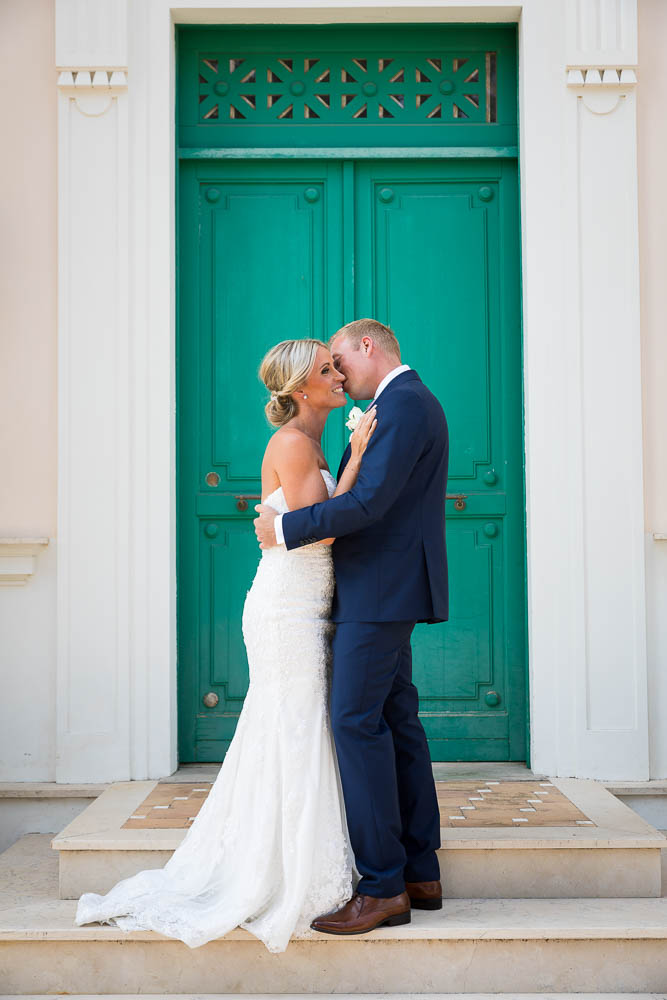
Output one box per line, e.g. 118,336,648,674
281,369,448,897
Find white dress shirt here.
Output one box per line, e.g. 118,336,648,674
273,364,412,545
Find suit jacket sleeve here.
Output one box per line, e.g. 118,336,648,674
282,394,427,550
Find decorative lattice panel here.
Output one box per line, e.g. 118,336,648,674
198,52,497,125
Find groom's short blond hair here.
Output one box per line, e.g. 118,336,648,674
329,318,401,361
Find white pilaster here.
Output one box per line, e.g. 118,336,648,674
533,0,648,779
55,0,134,781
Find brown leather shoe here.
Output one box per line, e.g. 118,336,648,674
405,879,443,910
310,891,411,935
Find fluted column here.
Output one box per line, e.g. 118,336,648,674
538,0,648,779
55,0,133,780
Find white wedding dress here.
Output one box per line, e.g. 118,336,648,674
75,468,356,953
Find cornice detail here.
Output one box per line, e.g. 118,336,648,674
0,538,50,586
566,67,638,115
57,70,128,116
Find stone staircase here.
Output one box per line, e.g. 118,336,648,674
52,776,664,900
1,775,666,994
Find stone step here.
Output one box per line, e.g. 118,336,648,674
5,996,667,1000
2,836,667,994
51,777,666,900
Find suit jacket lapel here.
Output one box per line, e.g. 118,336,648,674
336,442,352,481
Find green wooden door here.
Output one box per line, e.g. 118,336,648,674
177,160,348,761
176,23,524,763
354,160,524,760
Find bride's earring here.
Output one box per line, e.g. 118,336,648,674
303,393,308,400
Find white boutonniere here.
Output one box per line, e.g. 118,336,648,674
345,406,364,437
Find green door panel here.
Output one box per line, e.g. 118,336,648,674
178,159,348,761
176,25,525,764
354,159,525,760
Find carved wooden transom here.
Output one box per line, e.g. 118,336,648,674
198,52,498,124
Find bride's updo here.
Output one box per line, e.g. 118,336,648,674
259,338,328,427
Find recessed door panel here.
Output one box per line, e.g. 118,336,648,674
355,159,524,760
178,160,346,761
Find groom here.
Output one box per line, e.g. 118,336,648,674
254,318,449,934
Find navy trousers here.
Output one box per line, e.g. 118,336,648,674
330,620,442,898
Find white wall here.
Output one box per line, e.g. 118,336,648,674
1,0,664,783
0,0,58,781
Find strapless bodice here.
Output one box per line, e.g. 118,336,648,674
262,468,337,514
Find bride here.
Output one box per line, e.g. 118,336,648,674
74,338,377,954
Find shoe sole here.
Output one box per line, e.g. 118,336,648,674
408,896,442,910
310,911,412,935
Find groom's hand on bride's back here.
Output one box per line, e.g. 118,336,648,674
254,504,278,549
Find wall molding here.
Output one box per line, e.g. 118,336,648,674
567,66,638,114
57,70,127,116
0,538,50,586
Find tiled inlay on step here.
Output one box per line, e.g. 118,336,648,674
438,780,596,827
122,780,596,830
122,784,211,828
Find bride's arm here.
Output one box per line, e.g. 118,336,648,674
259,411,378,548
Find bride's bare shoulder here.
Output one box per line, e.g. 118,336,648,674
267,425,316,455
266,427,317,462
262,426,319,476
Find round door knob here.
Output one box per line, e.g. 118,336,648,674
484,470,497,486
202,692,219,708
483,522,498,538
204,523,219,538
485,690,501,707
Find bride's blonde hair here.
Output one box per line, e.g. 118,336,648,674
259,338,328,427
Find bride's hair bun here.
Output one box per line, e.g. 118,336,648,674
259,338,328,428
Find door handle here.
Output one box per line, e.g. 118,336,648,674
447,493,467,511
235,494,261,512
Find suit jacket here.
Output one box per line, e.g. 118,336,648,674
281,369,449,623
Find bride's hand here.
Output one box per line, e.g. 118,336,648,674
349,406,377,468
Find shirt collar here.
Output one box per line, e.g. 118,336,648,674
373,364,411,401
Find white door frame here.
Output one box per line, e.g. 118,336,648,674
54,0,648,781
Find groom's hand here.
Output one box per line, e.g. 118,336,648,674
254,504,278,549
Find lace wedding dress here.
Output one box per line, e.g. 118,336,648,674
75,468,356,953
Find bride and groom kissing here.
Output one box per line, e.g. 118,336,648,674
75,318,449,955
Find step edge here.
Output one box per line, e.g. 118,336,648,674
3,925,667,943
51,835,667,851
